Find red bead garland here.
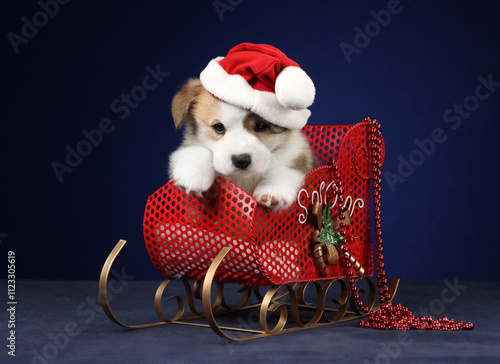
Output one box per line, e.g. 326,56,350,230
351,118,474,331
359,302,475,330
335,118,389,311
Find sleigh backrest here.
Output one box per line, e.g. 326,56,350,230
143,118,383,286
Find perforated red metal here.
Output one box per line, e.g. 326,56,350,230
143,118,385,286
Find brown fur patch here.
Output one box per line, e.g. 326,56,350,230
243,113,290,143
171,78,204,130
190,88,223,142
290,148,321,174
172,78,224,143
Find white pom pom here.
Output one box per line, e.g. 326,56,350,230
275,66,315,110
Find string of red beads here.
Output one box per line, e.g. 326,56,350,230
333,118,389,313
347,118,474,330
359,302,474,330
370,119,391,310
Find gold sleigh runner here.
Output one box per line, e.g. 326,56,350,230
99,239,400,340
99,118,473,338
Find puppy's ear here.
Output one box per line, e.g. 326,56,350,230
171,78,203,131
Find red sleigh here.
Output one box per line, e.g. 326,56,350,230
99,117,399,340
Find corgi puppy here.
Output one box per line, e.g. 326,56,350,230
168,79,319,210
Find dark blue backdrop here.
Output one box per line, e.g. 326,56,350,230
1,0,499,280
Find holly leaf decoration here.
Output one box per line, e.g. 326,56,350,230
320,200,344,247
319,225,344,246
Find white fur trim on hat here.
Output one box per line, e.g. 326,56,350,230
200,57,312,129
253,92,311,129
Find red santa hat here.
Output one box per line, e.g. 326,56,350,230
199,43,315,129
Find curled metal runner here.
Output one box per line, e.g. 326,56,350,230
99,239,399,340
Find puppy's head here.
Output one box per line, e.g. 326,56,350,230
172,79,291,177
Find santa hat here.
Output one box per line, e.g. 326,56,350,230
199,43,315,129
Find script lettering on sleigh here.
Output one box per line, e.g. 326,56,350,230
297,181,365,224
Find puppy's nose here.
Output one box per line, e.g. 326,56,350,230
231,154,251,170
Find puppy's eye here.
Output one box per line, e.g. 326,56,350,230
213,122,225,134
254,122,268,132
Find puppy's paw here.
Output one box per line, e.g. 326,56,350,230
253,185,297,210
169,146,215,195
173,168,215,195
253,167,305,211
